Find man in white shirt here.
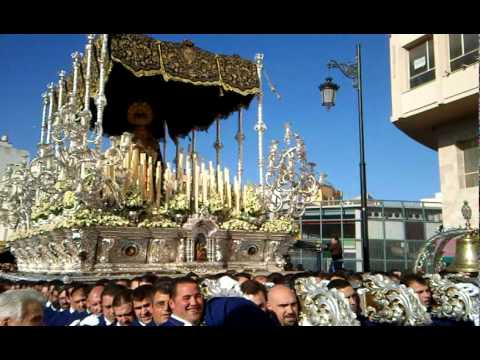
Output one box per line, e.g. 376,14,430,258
163,277,204,326
79,284,122,326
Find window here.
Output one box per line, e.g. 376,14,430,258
409,38,435,89
405,222,425,240
449,34,479,72
458,139,479,188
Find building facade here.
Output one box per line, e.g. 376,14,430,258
0,136,29,245
389,34,479,229
291,199,443,273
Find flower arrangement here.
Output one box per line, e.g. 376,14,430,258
54,208,130,229
167,193,189,213
199,191,225,215
9,168,299,241
220,218,258,231
242,184,263,217
31,197,64,221
62,191,79,209
138,218,178,228
124,186,145,210
259,216,298,235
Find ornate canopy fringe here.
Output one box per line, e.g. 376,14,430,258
56,34,260,141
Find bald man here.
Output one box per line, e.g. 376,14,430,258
86,285,104,315
69,285,104,326
266,285,299,326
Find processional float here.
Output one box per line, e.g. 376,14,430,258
0,34,318,279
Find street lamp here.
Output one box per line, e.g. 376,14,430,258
319,77,339,110
319,43,370,272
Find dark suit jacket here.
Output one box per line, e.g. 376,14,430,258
431,316,475,327
49,309,89,326
162,317,187,327
131,319,152,327
204,297,277,328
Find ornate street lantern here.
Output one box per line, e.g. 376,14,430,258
319,77,339,110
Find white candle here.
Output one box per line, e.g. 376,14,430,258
201,162,207,205
234,176,240,214
164,163,171,204
217,166,223,205
186,155,191,203
155,161,162,207
225,168,231,209
209,161,215,194
194,161,199,213
177,151,183,183
242,185,247,211
80,162,86,178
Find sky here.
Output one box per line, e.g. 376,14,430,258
0,34,440,201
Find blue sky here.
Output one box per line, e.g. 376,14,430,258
0,34,440,201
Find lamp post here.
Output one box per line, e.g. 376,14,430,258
319,43,370,272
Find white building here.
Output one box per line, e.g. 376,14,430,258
389,34,479,229
0,135,30,245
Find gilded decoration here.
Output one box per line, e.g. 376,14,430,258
159,40,220,84
110,34,161,76
216,54,260,94
108,34,260,96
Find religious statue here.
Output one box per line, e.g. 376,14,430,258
127,101,162,165
194,233,208,262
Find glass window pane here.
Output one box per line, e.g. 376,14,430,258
428,39,435,69
409,42,427,77
425,222,441,239
386,240,406,260
405,222,425,240
368,220,384,239
410,69,435,88
449,34,462,59
450,51,479,71
385,221,405,239
463,34,479,54
386,260,408,272
406,240,425,261
369,239,385,259
370,260,386,272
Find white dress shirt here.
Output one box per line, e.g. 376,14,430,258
170,314,193,326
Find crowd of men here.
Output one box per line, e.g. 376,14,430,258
0,269,476,327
